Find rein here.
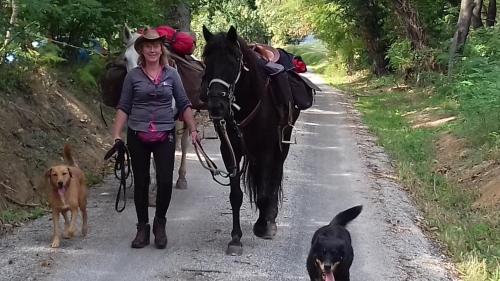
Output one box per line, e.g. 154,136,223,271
104,140,133,212
193,119,248,186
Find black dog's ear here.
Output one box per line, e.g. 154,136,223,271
203,25,213,42
227,25,237,43
67,167,72,178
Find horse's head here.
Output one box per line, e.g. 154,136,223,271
122,25,141,71
202,25,244,121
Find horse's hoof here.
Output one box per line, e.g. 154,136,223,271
226,243,243,256
253,220,277,239
175,178,188,190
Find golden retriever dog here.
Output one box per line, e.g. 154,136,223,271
45,144,88,248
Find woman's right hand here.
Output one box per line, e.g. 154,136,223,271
111,109,128,146
190,130,201,145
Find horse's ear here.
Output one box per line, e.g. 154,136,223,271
202,25,213,42
227,26,237,43
123,24,132,44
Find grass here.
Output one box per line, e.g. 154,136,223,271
86,171,104,186
0,207,46,225
288,44,500,280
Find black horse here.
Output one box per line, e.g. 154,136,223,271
201,25,300,255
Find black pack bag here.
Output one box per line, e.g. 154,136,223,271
100,56,127,107
287,71,320,110
276,48,296,71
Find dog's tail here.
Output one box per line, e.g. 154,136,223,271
330,205,362,227
63,144,77,167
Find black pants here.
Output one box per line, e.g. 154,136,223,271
127,129,175,224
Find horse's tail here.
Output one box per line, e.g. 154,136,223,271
243,158,257,204
243,157,284,206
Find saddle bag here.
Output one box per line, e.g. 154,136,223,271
287,71,319,110
277,48,308,73
100,56,127,107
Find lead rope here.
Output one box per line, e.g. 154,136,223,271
104,140,133,212
193,120,248,186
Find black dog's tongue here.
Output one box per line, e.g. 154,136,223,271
323,272,335,281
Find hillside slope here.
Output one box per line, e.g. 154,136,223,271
0,68,112,216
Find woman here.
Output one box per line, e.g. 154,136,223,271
111,28,199,249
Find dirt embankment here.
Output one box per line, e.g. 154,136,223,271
0,68,112,219
434,134,500,209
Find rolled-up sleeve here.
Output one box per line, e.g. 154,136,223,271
171,69,192,114
116,72,133,115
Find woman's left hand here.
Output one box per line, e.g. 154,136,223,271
191,130,201,145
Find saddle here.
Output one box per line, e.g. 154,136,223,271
250,43,280,63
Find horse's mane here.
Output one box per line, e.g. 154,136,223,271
236,37,266,98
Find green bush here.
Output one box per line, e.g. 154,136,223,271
76,55,106,90
386,39,414,74
440,27,500,149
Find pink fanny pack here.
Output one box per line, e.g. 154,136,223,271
137,131,168,143
136,122,168,143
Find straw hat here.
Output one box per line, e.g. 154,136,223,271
134,28,165,53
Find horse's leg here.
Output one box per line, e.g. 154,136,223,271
175,120,189,190
253,150,281,239
226,174,244,255
219,140,244,255
253,109,299,235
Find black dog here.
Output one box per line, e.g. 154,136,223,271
306,205,362,281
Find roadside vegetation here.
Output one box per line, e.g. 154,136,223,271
288,24,499,281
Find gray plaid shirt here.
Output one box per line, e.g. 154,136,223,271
117,66,191,132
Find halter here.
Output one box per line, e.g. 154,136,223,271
207,58,244,111
207,41,246,115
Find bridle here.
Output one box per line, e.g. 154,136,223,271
194,41,251,185
206,46,245,118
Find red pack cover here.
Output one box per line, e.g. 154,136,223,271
155,25,195,55
292,58,307,73
155,25,176,40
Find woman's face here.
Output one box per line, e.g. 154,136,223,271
141,41,162,64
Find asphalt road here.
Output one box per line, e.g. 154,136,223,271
0,73,457,281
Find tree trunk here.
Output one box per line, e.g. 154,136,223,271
0,0,18,64
164,2,191,31
448,0,474,74
358,0,389,75
486,0,497,26
471,0,484,28
391,0,428,49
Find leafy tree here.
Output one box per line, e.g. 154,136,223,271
192,0,269,44
256,0,312,45
20,0,164,60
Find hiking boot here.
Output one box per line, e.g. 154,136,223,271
153,217,167,249
131,223,150,248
